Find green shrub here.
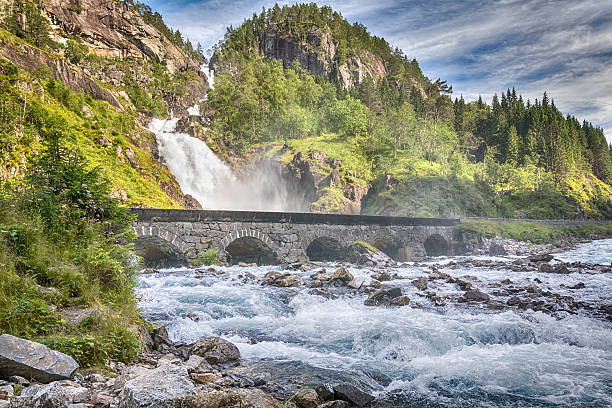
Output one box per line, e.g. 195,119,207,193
192,249,219,266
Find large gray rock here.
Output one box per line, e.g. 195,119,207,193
9,380,89,408
118,363,196,408
190,337,241,366
0,334,78,383
333,384,374,407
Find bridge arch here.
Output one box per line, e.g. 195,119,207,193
423,233,450,256
133,225,191,267
221,229,279,265
306,236,345,261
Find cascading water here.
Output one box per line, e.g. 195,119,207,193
148,117,304,211
137,239,612,407
149,65,306,211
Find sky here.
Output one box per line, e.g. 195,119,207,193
144,0,612,142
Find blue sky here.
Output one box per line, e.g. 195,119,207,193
144,0,612,142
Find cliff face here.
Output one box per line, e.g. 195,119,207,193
0,0,207,115
0,0,208,209
213,27,388,89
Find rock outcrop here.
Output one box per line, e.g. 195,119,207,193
280,150,369,214
0,334,79,383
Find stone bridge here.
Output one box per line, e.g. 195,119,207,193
131,209,460,266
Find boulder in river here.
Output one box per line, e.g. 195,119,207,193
0,334,79,383
331,267,354,286
529,254,554,262
461,289,490,302
191,337,241,366
411,277,428,290
294,388,320,408
333,383,375,407
119,363,196,408
364,287,402,306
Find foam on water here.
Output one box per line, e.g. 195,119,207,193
137,241,612,407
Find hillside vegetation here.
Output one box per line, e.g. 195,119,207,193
206,3,612,219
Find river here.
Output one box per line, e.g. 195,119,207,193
136,239,612,407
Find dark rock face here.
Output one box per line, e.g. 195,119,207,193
333,383,375,407
262,35,326,77
489,243,508,256
190,337,241,367
0,334,79,383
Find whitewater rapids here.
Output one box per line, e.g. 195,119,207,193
137,239,612,407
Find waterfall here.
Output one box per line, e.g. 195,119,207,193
148,117,304,211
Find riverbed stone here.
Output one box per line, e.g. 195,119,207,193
10,381,89,407
294,388,320,408
184,355,213,374
0,334,79,383
118,363,196,408
462,289,490,302
191,337,241,366
333,384,375,407
330,267,354,285
364,287,402,306
411,277,428,290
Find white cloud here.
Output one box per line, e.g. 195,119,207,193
144,0,612,142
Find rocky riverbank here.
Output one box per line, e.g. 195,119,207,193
2,239,610,408
0,330,377,407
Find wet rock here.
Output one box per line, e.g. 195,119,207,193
569,282,585,289
488,243,507,256
389,296,411,306
462,289,490,302
486,300,505,310
500,279,512,285
191,337,241,366
294,388,320,408
364,287,402,306
526,284,538,293
428,271,450,280
530,254,554,262
371,272,391,282
411,277,428,290
0,334,79,383
331,267,354,285
119,363,196,408
552,264,570,274
538,263,555,273
278,275,300,287
333,384,375,407
315,384,335,402
507,296,521,306
455,280,472,290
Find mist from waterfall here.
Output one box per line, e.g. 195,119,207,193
148,118,305,212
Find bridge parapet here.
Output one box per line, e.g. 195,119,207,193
131,209,460,266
